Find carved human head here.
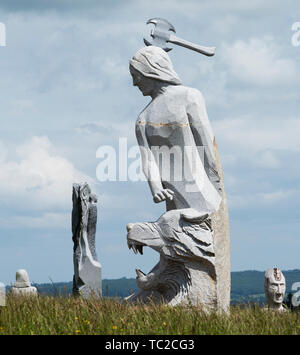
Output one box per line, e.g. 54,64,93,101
129,46,181,96
14,269,31,288
129,66,158,97
264,268,286,307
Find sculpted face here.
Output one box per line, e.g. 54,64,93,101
129,65,156,97
267,277,286,304
265,268,286,306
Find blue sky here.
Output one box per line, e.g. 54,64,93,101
0,0,299,285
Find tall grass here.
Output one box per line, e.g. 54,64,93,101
0,294,299,335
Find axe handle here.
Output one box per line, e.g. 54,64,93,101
169,34,215,56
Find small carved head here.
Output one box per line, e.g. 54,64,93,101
264,268,286,306
129,46,181,97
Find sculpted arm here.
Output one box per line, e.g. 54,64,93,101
136,121,174,203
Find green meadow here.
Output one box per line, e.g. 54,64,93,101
0,295,299,335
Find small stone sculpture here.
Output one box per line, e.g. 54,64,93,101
72,183,102,298
264,268,287,312
127,39,230,311
10,269,38,296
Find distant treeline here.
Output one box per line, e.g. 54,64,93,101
33,278,139,298
11,269,300,305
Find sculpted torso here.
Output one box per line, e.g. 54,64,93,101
136,85,221,213
138,86,195,146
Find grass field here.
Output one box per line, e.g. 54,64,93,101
0,295,299,335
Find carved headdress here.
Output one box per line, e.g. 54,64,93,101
264,268,284,285
129,46,182,85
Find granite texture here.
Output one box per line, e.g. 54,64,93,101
72,183,102,298
264,268,287,312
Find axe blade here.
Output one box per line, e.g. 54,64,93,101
146,17,175,33
144,17,175,52
143,17,216,56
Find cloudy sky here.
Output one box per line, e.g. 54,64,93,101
0,0,299,285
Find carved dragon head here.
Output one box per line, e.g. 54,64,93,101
126,208,215,294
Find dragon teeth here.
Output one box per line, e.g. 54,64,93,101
128,241,144,254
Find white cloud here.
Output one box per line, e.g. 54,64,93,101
210,14,238,35
0,136,92,213
76,122,115,135
228,188,297,209
254,150,280,169
221,37,298,85
0,212,70,229
214,116,300,153
258,190,292,204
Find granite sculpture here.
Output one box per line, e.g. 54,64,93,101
126,21,230,312
264,268,287,312
10,269,38,296
127,208,216,307
72,183,102,298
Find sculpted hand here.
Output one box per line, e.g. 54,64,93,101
153,189,174,203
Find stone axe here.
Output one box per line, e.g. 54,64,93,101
144,17,215,56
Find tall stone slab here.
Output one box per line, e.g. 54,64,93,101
211,140,231,313
72,183,102,298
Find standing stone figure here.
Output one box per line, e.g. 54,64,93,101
126,45,230,312
10,269,38,296
72,183,102,298
264,268,287,312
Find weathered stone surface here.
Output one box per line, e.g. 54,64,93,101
264,268,287,312
72,183,102,298
127,46,230,311
211,140,231,313
126,208,217,309
10,269,38,297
